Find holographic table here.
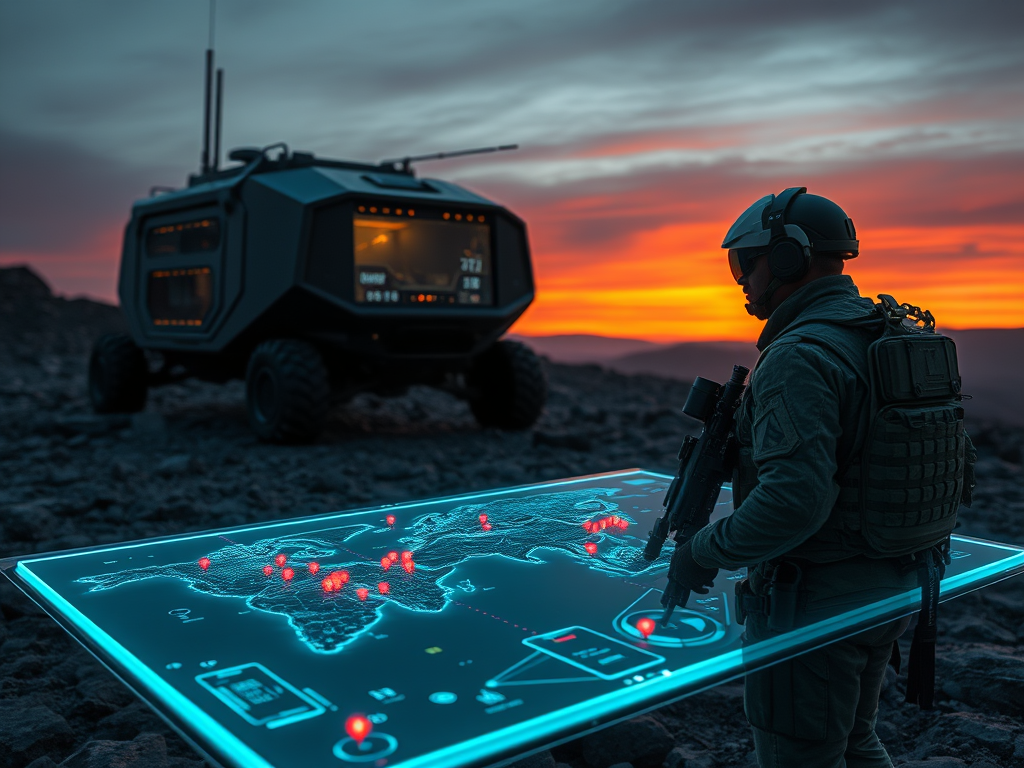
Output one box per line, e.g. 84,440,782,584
3,470,1022,768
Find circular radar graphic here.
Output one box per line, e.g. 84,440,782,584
617,610,725,648
333,733,398,763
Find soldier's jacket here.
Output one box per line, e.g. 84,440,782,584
691,275,897,570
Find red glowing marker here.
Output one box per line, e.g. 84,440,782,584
618,520,629,529
281,567,294,581
401,551,413,562
637,617,656,639
584,542,598,555
386,514,396,526
322,577,335,592
198,557,210,571
378,581,390,595
482,523,492,531
387,551,399,562
380,556,392,571
356,587,369,601
262,565,274,577
611,516,620,525
308,562,320,575
345,714,372,745
329,570,350,589
599,519,608,530
479,514,488,524
402,560,415,574
274,554,287,567
582,522,593,532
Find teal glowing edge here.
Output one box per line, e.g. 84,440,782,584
5,470,1023,768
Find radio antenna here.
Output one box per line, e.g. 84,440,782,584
382,144,518,174
200,0,219,175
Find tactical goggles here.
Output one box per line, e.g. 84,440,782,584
727,247,765,282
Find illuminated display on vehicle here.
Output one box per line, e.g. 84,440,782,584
148,267,213,327
146,219,220,257
353,205,493,307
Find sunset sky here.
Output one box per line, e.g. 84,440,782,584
1,1,1021,342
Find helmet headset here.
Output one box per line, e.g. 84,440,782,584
723,187,859,316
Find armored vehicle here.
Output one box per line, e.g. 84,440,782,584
88,54,545,442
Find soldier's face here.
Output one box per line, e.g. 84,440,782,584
739,254,773,320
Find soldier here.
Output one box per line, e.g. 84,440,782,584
666,188,972,767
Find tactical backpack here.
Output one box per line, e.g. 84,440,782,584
856,294,974,709
856,294,969,557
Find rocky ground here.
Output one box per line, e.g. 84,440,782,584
1,265,1023,768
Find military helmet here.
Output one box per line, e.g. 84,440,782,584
723,188,859,283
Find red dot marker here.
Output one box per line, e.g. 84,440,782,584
274,554,287,567
386,514,396,526
637,617,656,639
599,519,608,530
380,556,392,571
582,522,593,532
198,557,210,571
345,714,372,745
262,565,274,577
281,567,295,581
618,520,629,529
378,581,390,595
479,514,488,524
402,560,415,574
356,587,369,601
330,570,349,589
322,577,335,592
482,523,492,531
584,542,598,555
387,551,399,563
401,551,413,562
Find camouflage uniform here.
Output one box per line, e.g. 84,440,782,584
690,274,918,768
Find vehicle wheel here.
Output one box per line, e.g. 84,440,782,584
88,334,148,413
467,340,547,430
246,339,330,443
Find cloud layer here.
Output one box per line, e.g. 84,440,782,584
1,0,1021,338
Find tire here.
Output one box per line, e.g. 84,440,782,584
246,339,330,443
88,334,148,413
467,340,547,430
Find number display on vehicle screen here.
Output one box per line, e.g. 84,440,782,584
354,212,493,306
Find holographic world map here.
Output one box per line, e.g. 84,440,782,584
75,487,665,654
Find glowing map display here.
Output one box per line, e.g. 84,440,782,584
3,470,1023,768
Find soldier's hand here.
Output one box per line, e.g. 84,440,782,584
668,538,719,597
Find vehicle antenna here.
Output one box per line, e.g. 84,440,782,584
200,0,217,175
213,67,224,172
382,144,518,174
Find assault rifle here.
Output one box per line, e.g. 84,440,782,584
644,365,750,625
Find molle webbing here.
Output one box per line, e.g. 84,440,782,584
859,403,966,555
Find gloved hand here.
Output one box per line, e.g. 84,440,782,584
668,538,719,596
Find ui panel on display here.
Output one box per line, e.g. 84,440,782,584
3,470,1022,768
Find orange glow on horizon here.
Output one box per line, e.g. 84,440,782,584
4,169,1021,345
511,222,1024,342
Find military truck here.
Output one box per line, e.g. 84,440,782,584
88,53,545,442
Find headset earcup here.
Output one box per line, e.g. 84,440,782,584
767,239,810,282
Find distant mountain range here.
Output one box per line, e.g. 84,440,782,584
513,329,1024,426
